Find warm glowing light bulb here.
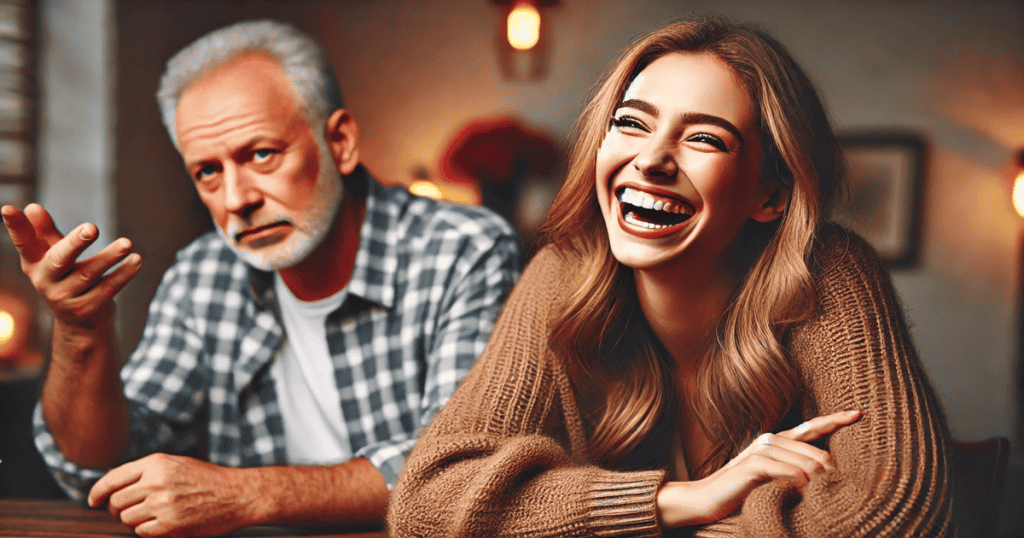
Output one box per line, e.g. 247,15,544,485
507,2,541,50
409,181,444,200
0,310,14,347
1013,171,1024,218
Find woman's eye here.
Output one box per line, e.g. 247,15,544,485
610,115,648,133
688,133,727,151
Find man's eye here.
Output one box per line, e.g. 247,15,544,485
610,115,648,133
195,165,218,181
253,149,275,162
688,133,727,151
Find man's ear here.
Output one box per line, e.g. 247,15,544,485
324,109,359,176
751,181,790,223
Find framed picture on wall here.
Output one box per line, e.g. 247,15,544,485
833,133,925,267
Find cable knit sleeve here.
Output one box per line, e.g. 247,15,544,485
697,228,954,537
388,247,665,538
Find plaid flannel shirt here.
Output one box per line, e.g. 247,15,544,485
34,172,520,500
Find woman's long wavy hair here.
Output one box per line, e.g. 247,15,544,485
540,15,844,478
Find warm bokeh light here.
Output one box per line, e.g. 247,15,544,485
1013,170,1024,218
0,310,14,347
409,180,444,200
507,2,540,50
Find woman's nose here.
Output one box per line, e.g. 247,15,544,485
631,135,678,182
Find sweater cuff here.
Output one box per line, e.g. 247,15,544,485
587,469,664,537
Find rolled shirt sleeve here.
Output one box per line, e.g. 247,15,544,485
33,253,213,500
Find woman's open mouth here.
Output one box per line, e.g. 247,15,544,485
616,187,694,231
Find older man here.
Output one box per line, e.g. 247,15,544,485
1,20,518,536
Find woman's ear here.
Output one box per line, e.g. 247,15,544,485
325,109,360,176
751,181,790,223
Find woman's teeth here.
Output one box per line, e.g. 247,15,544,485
619,187,687,214
625,212,671,229
617,187,693,229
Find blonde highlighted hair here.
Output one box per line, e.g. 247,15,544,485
540,15,844,477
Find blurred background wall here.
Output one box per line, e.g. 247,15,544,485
9,0,1024,533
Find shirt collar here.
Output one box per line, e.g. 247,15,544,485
247,166,401,310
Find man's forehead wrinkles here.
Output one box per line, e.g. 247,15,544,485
178,114,278,147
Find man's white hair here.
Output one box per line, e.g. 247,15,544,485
156,19,343,150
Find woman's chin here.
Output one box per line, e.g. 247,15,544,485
609,239,679,271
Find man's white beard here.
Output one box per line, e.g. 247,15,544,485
217,135,344,272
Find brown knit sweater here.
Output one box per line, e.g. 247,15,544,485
388,228,954,537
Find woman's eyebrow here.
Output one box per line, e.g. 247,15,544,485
681,112,745,148
614,100,747,153
616,98,658,117
616,100,745,147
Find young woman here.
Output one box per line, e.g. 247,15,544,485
388,16,953,537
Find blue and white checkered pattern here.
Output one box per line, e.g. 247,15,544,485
34,173,520,500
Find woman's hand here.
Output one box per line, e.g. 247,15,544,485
657,409,862,529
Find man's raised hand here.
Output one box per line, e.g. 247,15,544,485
1,203,141,331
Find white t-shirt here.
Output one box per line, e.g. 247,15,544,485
270,274,350,465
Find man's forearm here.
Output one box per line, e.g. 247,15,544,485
42,318,130,468
245,457,389,527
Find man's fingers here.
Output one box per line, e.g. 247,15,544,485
89,463,144,508
23,203,64,245
61,239,136,296
131,517,169,538
108,481,149,512
2,205,48,263
119,503,158,530
42,223,101,279
78,252,142,303
2,205,112,294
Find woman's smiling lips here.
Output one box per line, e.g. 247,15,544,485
613,184,694,239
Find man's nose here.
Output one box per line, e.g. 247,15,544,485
222,164,263,217
632,134,678,183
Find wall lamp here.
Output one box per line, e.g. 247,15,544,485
1012,149,1024,218
492,0,558,81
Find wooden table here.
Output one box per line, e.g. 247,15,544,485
0,499,386,537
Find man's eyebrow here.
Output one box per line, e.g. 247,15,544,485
182,155,211,170
230,136,273,158
184,135,283,166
